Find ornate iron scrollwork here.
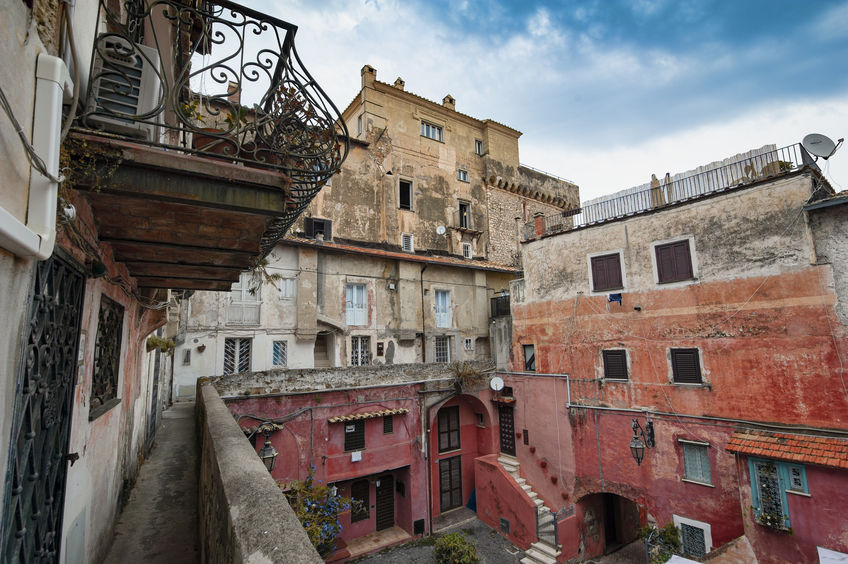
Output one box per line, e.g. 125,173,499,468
91,296,124,409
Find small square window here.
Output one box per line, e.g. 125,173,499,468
681,442,711,484
457,169,469,182
344,420,365,451
462,242,472,259
402,233,414,252
383,415,393,434
671,348,702,384
474,139,484,156
305,217,332,240
591,253,623,292
680,523,707,558
523,344,536,372
399,180,413,210
656,240,694,284
272,340,287,367
602,350,627,380
464,337,473,351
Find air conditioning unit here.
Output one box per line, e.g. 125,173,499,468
86,35,162,140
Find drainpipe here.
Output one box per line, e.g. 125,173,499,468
0,54,73,259
420,264,427,362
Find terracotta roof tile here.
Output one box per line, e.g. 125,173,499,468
726,429,848,469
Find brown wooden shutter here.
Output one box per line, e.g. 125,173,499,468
656,240,692,283
603,350,628,380
304,217,314,237
591,253,622,291
671,348,701,383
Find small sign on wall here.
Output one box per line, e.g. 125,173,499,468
350,451,362,462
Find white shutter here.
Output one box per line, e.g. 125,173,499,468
355,285,367,325
346,284,367,326
435,290,451,328
346,284,355,325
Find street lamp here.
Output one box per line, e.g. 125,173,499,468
257,426,279,472
629,417,655,466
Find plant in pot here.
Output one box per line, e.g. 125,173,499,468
191,105,247,157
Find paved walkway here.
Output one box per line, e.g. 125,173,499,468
103,403,199,563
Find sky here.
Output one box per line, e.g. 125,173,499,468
255,0,848,202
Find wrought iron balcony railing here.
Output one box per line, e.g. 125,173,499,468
75,0,349,253
524,144,816,240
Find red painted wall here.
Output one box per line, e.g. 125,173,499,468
736,457,848,564
474,455,537,549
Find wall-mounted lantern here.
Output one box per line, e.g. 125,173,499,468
257,426,278,472
629,416,655,466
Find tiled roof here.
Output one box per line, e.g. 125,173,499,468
726,429,848,469
329,408,409,423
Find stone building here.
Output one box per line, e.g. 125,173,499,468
484,144,848,563
172,65,579,397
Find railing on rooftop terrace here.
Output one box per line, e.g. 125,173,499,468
519,163,576,185
523,144,815,241
74,0,349,254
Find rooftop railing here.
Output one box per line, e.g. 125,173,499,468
523,144,815,241
74,0,349,254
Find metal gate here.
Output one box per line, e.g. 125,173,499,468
498,406,516,455
1,252,86,563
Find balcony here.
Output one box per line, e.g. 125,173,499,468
66,0,348,291
524,144,814,241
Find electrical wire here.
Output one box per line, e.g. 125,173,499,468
59,0,81,143
0,83,64,184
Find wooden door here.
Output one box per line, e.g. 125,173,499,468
439,456,463,512
498,406,516,455
375,475,394,531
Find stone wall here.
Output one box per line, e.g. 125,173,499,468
486,187,565,266
196,380,321,564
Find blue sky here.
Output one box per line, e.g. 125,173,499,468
258,0,848,200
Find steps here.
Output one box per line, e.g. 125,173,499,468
496,456,562,564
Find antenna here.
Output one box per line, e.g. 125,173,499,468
436,225,446,236
802,133,843,160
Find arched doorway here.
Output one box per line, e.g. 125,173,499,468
578,492,641,556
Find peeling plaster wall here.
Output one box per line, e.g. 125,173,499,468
808,203,848,326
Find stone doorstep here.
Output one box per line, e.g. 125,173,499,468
531,540,562,559
521,547,558,564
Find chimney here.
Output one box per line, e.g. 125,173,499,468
442,94,455,111
393,77,405,90
227,81,241,105
361,64,377,88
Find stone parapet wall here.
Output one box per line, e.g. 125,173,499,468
196,380,321,564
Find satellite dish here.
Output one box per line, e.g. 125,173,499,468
489,376,504,392
802,133,838,160
436,225,446,236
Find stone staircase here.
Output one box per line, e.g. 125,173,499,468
497,455,562,564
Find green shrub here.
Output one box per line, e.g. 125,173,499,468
434,532,480,564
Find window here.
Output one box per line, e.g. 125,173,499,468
421,121,443,141
399,180,413,210
345,284,367,326
749,458,808,530
673,515,712,558
304,217,332,240
350,479,369,522
383,415,393,434
351,335,370,366
464,338,473,351
182,349,191,365
435,290,451,328
474,139,484,156
655,239,694,284
523,344,536,371
357,114,362,136
462,242,472,259
344,420,365,451
91,295,124,410
435,336,451,363
438,406,461,452
401,233,414,252
671,348,702,384
272,340,287,367
279,278,295,299
457,169,468,182
681,441,711,484
227,272,261,325
591,253,623,292
603,350,627,380
223,337,251,374
458,201,470,229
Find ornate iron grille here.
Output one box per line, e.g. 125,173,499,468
680,523,706,558
350,336,370,366
91,296,124,411
223,337,251,374
77,0,350,256
753,460,787,529
1,253,85,563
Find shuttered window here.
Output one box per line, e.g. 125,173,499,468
438,406,461,452
435,290,451,328
344,420,365,451
591,253,623,291
671,348,702,383
350,479,370,522
383,415,393,434
304,217,332,240
681,442,711,484
656,240,693,283
603,350,627,380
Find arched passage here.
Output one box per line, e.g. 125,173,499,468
577,492,642,557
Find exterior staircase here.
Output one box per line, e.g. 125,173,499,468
497,455,562,564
